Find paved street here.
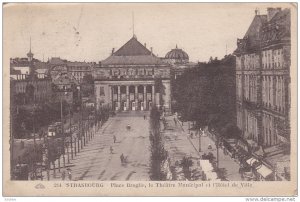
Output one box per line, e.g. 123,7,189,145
163,115,242,181
51,111,151,181
177,119,243,181
163,116,201,164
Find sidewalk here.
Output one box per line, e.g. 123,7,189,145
162,115,201,180
177,119,243,181
40,122,107,181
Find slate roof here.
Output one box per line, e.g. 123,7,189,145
10,58,31,67
101,36,166,65
261,8,290,47
234,15,267,55
49,57,66,65
34,61,48,69
234,8,290,55
10,69,22,75
114,36,152,56
35,68,49,74
102,55,165,65
66,61,91,67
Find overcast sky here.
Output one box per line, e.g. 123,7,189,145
3,3,291,63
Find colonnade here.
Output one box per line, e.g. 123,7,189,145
110,84,156,111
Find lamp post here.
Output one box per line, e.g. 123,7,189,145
32,103,37,180
216,135,219,170
77,85,84,150
60,91,67,168
69,104,73,160
198,128,202,152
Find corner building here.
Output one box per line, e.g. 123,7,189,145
234,8,291,180
94,36,171,111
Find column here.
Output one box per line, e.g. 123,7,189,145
143,85,147,110
152,85,155,105
117,85,121,110
126,85,129,111
135,85,138,111
108,86,111,109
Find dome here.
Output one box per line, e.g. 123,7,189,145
165,45,189,61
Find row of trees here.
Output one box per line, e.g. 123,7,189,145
149,107,168,180
11,101,71,139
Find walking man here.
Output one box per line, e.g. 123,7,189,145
113,135,116,143
67,168,72,180
61,170,66,180
110,146,113,154
120,153,124,164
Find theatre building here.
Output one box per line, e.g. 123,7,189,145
94,35,171,111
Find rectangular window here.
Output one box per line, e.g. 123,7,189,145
138,69,144,75
100,87,105,96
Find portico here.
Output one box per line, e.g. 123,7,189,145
95,79,159,111
110,83,155,111
94,36,171,111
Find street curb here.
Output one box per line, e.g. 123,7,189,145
186,136,201,157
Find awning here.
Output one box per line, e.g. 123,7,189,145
246,157,258,166
199,160,214,172
206,171,218,180
256,165,273,178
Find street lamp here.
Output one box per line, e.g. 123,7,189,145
60,90,68,168
198,128,202,152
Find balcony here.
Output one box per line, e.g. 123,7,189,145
243,99,261,111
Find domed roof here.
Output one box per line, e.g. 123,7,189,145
165,45,189,60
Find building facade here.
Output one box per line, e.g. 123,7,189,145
234,8,290,180
94,36,171,111
48,57,93,83
67,61,93,83
11,78,52,104
52,72,79,104
10,48,52,104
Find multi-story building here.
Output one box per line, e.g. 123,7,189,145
52,72,79,104
10,47,52,104
48,57,93,84
234,8,290,180
94,35,171,111
67,61,93,83
11,78,52,104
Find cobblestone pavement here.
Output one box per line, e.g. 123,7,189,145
44,111,151,181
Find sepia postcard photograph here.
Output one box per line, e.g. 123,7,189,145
2,2,298,197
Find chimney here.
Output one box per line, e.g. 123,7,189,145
267,7,281,21
144,43,147,47
111,48,115,56
150,47,153,55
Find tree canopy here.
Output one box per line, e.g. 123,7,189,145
172,55,236,132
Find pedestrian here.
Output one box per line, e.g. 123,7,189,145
120,153,124,164
110,146,113,154
144,115,146,120
67,168,72,180
113,135,116,143
61,170,66,180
